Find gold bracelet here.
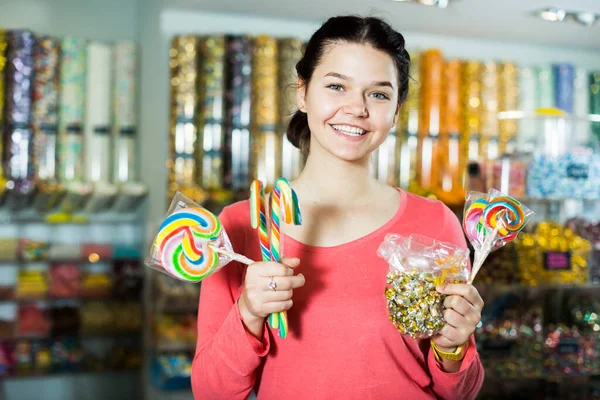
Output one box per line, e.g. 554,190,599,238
430,339,469,362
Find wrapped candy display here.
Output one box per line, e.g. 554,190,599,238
515,222,591,286
378,234,470,338
146,192,253,282
543,325,598,376
476,296,544,378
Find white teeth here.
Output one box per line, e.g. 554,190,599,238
332,124,366,136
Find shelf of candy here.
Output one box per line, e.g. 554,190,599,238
516,222,592,286
2,338,142,377
567,218,600,284
543,325,598,376
151,353,193,391
476,294,544,378
80,301,142,335
155,314,197,352
0,237,18,261
0,28,147,217
16,265,48,300
477,378,600,400
153,273,199,313
0,267,17,300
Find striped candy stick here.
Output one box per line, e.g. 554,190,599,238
269,178,302,338
250,180,281,331
250,180,271,262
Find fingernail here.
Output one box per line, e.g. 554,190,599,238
436,285,445,293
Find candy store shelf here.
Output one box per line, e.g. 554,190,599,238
2,331,142,341
484,372,600,380
3,368,140,380
476,283,600,292
156,342,196,353
497,110,600,122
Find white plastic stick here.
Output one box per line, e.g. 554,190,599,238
209,245,255,266
469,225,500,284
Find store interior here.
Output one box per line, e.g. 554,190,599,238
0,0,599,399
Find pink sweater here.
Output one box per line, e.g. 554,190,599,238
192,190,484,399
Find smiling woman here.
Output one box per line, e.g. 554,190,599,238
193,15,484,400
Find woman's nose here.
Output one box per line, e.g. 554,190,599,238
342,93,368,117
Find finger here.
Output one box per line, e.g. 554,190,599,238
261,300,293,314
437,284,484,309
257,262,295,277
263,289,293,302
443,309,470,329
439,324,465,344
281,257,300,269
444,295,475,317
265,274,305,291
432,334,456,350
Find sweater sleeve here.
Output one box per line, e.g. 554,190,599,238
427,204,484,400
191,204,271,400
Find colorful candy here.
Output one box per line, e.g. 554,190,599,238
482,196,525,237
268,178,302,338
154,207,222,282
250,180,270,262
463,189,533,283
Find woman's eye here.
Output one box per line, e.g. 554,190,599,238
371,92,389,100
327,84,344,91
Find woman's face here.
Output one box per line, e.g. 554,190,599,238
297,42,400,163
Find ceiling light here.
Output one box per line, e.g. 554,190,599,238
533,7,599,27
391,0,453,8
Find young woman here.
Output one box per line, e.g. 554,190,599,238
192,15,484,400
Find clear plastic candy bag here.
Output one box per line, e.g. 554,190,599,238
378,233,470,339
145,192,252,282
463,188,534,283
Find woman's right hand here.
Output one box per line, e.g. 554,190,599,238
238,257,305,339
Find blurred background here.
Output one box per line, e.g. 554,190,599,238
0,0,599,399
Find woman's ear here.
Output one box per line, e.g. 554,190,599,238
392,103,402,127
296,77,307,112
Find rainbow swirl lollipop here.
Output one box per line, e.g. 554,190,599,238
483,196,524,239
154,207,222,282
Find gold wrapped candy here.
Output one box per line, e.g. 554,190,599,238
386,269,463,338
516,222,591,285
498,62,518,155
278,38,304,181
398,51,423,192
197,36,226,191
251,36,278,188
461,61,482,161
168,35,207,203
480,62,500,160
417,50,443,191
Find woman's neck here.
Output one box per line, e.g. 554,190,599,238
292,146,379,208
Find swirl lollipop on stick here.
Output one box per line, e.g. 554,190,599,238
147,192,254,282
463,189,533,283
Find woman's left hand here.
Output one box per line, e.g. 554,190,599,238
432,283,484,351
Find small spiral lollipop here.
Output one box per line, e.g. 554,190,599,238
463,191,532,283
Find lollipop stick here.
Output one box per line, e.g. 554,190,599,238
208,245,255,266
469,224,500,284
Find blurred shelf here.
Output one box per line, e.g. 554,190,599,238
155,343,195,353
3,368,140,380
484,372,600,380
0,294,142,303
1,331,143,341
475,283,600,291
497,110,600,122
